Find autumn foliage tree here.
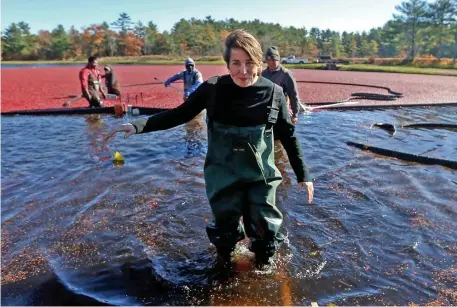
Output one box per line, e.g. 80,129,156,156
81,24,107,56
2,3,457,61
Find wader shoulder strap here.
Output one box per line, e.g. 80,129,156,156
265,84,283,135
206,76,220,130
207,76,219,84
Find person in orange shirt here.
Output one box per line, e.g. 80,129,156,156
79,56,106,107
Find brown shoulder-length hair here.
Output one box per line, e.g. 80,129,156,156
223,29,263,76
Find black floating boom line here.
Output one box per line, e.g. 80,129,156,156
402,123,457,129
347,141,457,170
296,80,404,97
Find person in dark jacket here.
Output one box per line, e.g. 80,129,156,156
105,29,314,266
262,47,309,124
103,65,121,96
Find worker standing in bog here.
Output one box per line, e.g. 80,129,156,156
79,56,106,108
164,58,203,101
262,47,306,124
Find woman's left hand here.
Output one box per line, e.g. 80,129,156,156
298,181,314,204
104,123,136,141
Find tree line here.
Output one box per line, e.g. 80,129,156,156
2,0,457,62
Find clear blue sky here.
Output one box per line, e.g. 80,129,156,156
2,0,403,34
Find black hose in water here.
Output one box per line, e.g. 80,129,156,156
121,80,405,102
1,107,116,116
296,80,403,104
296,81,403,97
122,81,184,88
402,123,457,130
347,141,457,170
351,93,398,101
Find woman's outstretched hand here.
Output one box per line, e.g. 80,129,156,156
105,123,136,141
298,181,314,204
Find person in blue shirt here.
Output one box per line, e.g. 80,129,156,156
164,58,203,101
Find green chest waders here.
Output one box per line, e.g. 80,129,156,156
204,80,285,260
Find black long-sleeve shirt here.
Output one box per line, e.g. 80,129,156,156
262,66,301,118
132,75,311,182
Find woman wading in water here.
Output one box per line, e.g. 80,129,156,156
106,29,314,267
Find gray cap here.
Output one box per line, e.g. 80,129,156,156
266,46,280,60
